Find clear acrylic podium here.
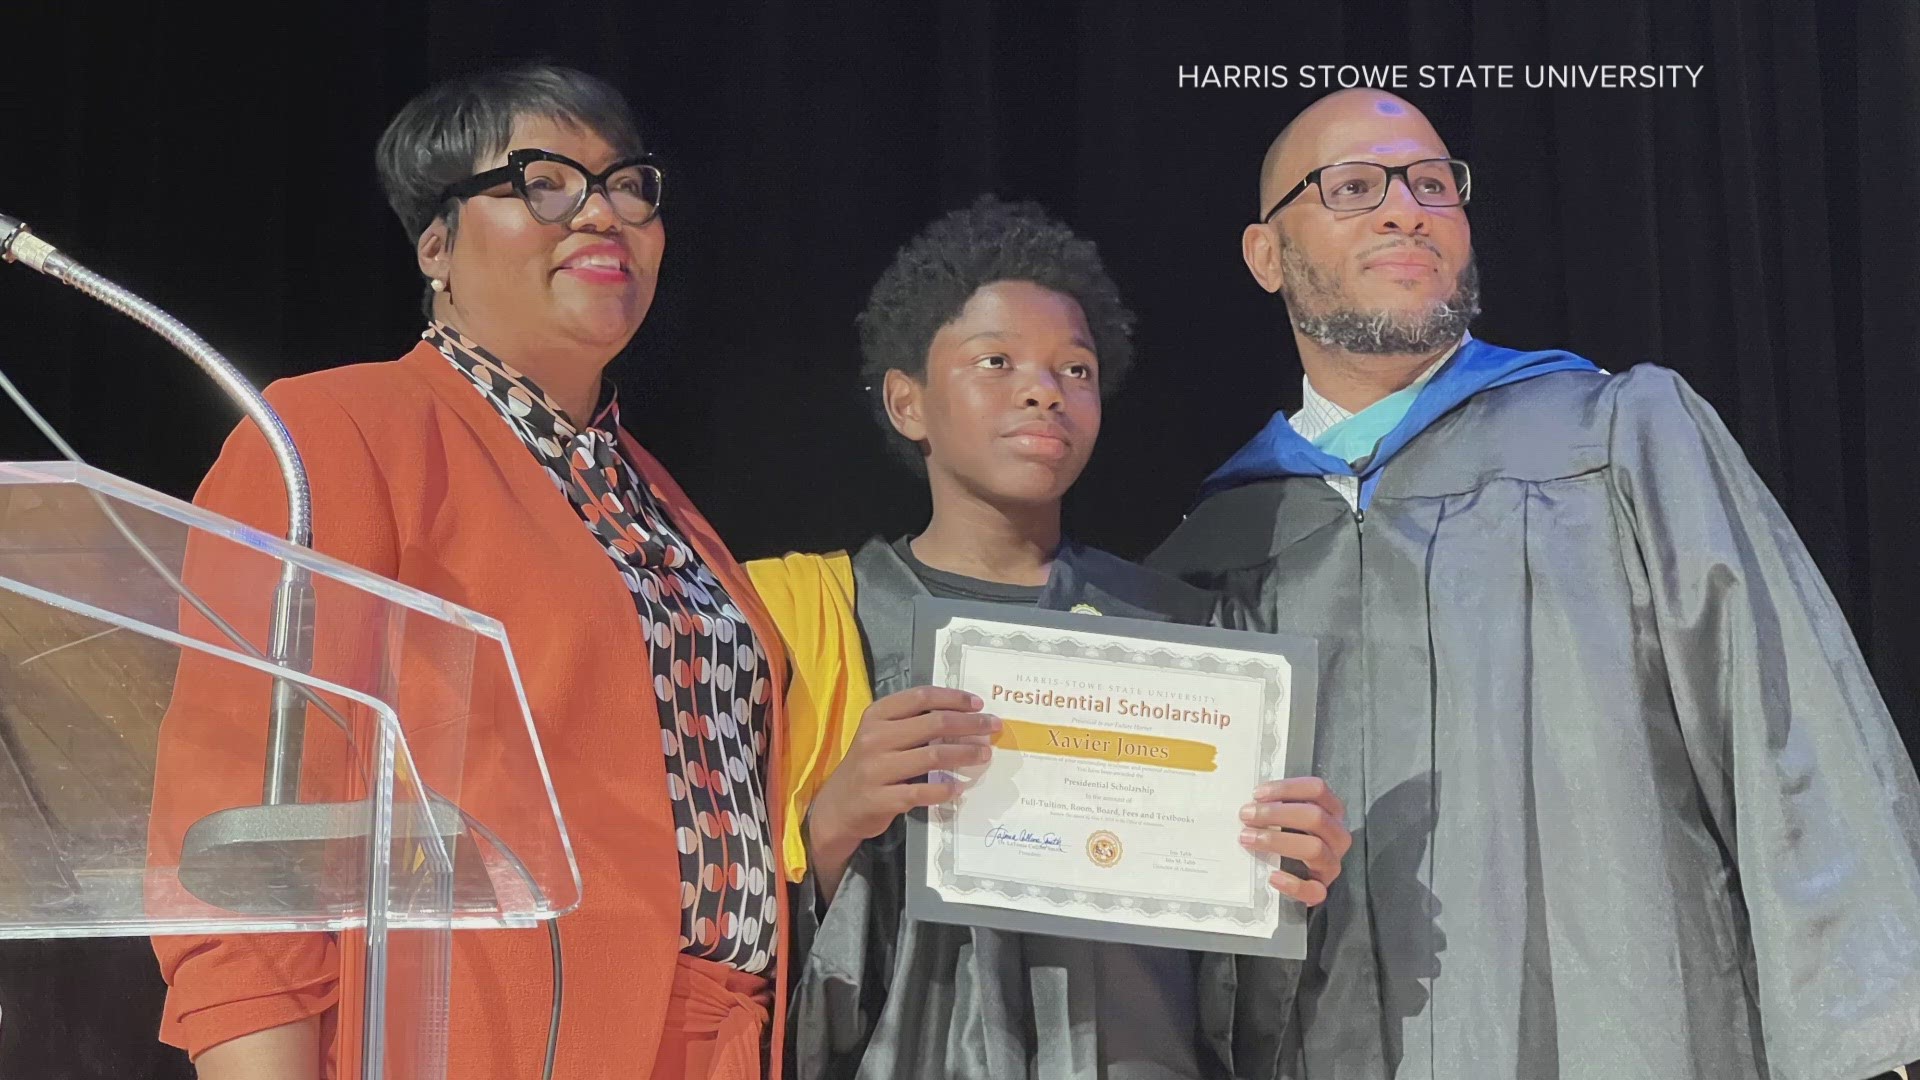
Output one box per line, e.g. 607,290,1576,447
0,461,580,1079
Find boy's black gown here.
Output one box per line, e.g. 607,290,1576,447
788,538,1296,1080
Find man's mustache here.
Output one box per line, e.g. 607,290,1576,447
1354,237,1444,262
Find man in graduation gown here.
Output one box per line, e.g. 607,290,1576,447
1149,89,1920,1080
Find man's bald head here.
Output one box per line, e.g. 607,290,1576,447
1242,89,1476,359
1257,90,1451,218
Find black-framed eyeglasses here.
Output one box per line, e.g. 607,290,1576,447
1262,158,1471,222
439,148,665,227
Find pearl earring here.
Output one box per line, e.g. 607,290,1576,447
430,278,446,293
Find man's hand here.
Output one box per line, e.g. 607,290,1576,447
1238,775,1351,906
806,687,1000,902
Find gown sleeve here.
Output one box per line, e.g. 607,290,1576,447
749,551,891,1078
1607,364,1920,1080
787,821,904,1080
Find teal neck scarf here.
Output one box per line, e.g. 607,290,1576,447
1310,381,1426,466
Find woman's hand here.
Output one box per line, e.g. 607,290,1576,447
191,1015,323,1080
806,687,1000,902
1238,775,1352,906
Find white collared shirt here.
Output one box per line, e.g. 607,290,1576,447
1287,334,1470,511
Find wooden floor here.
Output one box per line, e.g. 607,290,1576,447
0,488,199,1075
0,481,197,921
0,598,179,924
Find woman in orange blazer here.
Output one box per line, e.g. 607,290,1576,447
148,62,789,1080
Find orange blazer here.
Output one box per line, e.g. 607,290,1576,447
147,341,790,1079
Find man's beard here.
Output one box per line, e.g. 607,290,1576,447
1279,234,1482,355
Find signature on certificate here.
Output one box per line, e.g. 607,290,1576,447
984,824,1064,852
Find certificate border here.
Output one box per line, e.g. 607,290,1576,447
935,634,1279,927
905,597,1321,960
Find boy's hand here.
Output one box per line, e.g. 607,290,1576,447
1238,775,1350,906
807,687,1000,901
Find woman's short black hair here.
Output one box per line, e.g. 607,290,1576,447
857,196,1136,473
375,62,645,312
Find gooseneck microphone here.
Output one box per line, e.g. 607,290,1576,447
1,212,314,804
4,213,565,1080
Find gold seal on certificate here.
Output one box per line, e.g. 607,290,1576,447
905,598,1320,959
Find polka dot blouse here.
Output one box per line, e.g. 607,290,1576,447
428,323,777,974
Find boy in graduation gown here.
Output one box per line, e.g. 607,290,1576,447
749,198,1353,1080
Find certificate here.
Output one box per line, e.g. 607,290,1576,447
905,598,1318,959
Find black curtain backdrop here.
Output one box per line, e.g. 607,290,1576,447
1,2,1916,1077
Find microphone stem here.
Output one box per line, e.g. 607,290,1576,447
4,216,315,803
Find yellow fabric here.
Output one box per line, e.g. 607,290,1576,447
745,551,875,882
